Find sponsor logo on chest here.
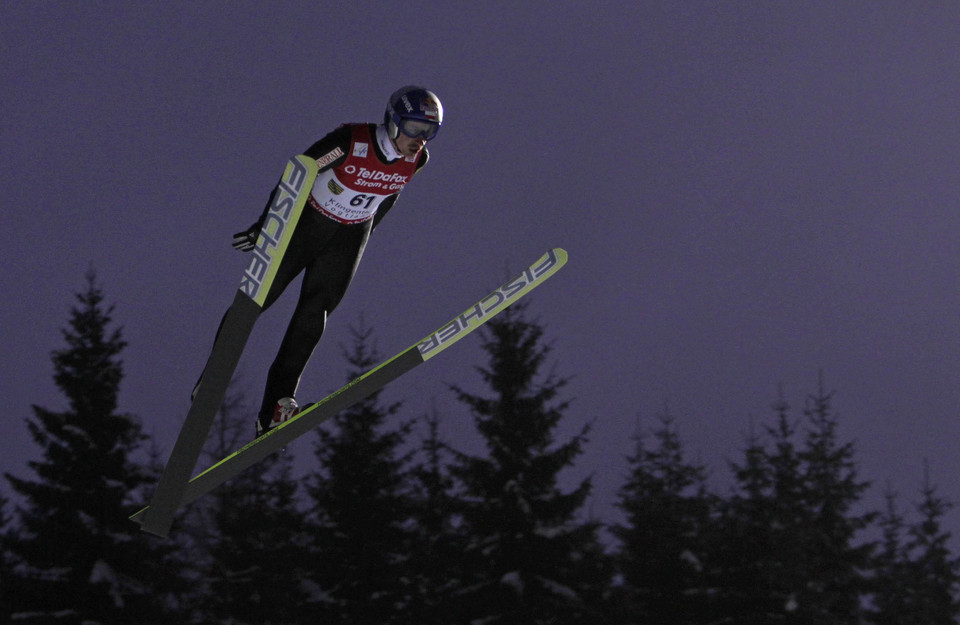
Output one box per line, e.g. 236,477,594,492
340,164,410,192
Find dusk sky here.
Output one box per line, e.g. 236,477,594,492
3,2,959,538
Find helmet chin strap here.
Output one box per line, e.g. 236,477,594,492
376,124,403,161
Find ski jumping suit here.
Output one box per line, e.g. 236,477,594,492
251,123,427,427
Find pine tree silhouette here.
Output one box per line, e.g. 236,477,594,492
903,464,960,624
447,302,611,625
405,411,466,625
186,383,310,625
613,409,715,624
302,322,416,624
718,381,873,624
4,270,185,624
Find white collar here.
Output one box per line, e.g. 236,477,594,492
376,124,403,161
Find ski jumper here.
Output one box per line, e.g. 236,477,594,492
254,123,427,425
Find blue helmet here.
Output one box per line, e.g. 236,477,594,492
384,86,443,141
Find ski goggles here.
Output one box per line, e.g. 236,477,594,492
398,118,440,141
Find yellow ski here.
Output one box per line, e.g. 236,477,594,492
132,248,567,535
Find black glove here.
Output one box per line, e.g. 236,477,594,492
232,224,259,252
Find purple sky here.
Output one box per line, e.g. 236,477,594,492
3,2,959,538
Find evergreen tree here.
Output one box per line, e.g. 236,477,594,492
4,270,186,624
867,468,960,624
405,411,467,625
187,384,311,625
612,409,715,624
717,381,872,624
715,399,804,623
0,489,13,625
796,380,874,621
447,303,611,625
302,323,416,624
867,486,913,624
902,464,960,623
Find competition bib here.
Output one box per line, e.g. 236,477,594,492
308,124,418,224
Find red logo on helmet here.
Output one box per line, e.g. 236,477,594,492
421,97,440,121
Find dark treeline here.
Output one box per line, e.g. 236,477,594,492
2,274,959,624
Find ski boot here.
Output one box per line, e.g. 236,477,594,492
256,397,300,438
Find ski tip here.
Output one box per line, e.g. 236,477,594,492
536,248,568,278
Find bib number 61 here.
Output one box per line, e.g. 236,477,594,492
350,194,377,209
